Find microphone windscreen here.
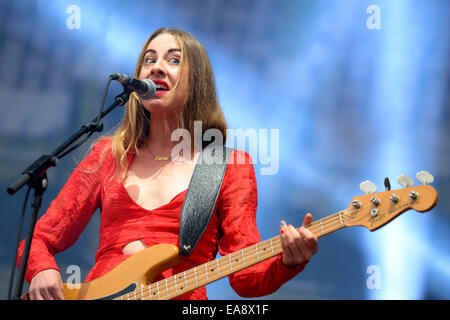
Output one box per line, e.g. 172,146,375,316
139,79,156,100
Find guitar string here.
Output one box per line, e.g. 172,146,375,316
124,239,286,300
120,210,361,300
145,199,406,300
140,227,328,301
119,206,371,300
119,236,306,300
117,211,351,300
122,225,334,299
118,239,285,300
139,241,285,300
124,222,351,301
119,208,364,300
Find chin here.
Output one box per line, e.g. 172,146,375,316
144,103,181,116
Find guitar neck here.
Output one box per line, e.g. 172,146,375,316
118,211,347,300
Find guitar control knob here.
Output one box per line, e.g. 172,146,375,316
352,200,362,209
370,196,381,206
409,191,419,200
390,194,400,203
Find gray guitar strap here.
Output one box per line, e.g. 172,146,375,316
179,144,233,257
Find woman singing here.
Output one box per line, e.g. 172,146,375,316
17,27,318,300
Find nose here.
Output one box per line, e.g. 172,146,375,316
150,60,166,77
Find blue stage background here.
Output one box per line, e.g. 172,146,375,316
0,0,448,299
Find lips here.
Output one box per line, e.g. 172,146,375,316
152,80,169,91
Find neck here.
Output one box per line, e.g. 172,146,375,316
143,112,196,162
145,112,180,155
117,210,349,300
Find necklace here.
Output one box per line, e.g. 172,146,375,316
148,147,171,161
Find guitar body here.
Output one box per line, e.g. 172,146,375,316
62,243,179,300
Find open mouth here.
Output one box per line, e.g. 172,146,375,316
153,80,169,91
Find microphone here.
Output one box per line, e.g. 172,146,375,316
110,73,156,100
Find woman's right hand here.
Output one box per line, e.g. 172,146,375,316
29,269,64,300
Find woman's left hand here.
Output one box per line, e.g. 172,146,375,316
279,213,318,268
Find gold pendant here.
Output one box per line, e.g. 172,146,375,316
154,156,170,161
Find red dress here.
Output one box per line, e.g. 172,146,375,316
17,139,306,299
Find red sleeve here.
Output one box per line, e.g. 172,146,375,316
217,149,307,298
16,140,108,283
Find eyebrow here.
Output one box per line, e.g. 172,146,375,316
143,48,181,56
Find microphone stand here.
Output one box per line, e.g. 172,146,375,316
7,87,131,300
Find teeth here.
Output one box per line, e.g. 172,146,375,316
155,84,168,90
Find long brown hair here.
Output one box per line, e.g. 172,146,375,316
97,28,227,180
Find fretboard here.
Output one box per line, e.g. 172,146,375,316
117,211,348,300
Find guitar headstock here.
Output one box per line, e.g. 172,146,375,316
343,171,439,231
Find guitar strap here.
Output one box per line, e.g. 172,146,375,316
179,144,233,257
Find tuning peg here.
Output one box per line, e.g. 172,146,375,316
397,174,414,188
360,180,377,194
416,170,434,185
384,177,391,191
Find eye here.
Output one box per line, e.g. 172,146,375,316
143,57,156,64
168,57,180,64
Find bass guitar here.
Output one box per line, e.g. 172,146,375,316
23,171,438,300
